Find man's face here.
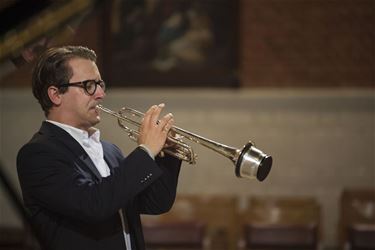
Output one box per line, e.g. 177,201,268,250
60,58,105,131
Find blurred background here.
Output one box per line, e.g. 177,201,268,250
0,0,374,249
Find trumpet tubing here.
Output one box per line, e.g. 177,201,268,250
97,105,272,182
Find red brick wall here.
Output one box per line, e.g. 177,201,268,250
239,0,374,87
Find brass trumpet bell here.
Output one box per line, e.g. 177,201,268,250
97,105,272,182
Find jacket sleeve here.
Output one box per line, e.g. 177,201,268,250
133,153,182,215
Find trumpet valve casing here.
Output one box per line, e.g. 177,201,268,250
235,142,272,181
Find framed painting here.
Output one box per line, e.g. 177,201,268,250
103,0,239,87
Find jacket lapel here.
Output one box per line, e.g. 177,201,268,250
78,153,102,181
39,121,102,181
102,142,117,175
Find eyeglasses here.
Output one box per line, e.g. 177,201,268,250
59,79,106,95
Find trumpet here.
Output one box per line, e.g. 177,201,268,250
97,105,272,182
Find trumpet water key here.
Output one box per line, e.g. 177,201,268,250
97,105,272,182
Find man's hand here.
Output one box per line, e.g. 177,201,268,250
137,103,174,157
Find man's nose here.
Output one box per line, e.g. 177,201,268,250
94,85,105,98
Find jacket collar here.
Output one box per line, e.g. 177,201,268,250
39,121,103,180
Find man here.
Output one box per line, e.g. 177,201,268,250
17,45,181,250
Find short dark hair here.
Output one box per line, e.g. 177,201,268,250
32,45,97,116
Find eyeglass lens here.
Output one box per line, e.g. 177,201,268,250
85,80,105,95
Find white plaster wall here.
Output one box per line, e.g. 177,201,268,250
0,88,374,247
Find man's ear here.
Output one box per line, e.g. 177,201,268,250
47,86,63,106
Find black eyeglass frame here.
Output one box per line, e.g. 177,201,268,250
58,79,106,96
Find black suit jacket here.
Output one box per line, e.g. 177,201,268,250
17,122,181,250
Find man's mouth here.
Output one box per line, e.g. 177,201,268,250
89,105,100,115
91,103,100,110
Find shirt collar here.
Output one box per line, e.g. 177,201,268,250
46,120,101,144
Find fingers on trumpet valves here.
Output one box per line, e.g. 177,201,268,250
150,103,165,125
162,122,172,133
143,104,174,135
160,113,174,133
